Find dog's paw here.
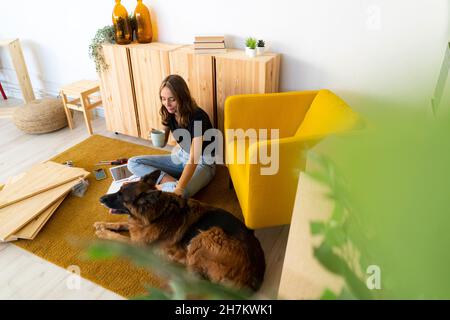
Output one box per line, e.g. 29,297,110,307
93,222,107,231
93,221,128,231
95,229,116,239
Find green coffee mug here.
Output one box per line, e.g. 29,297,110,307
150,129,165,148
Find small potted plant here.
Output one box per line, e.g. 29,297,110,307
245,37,257,58
256,39,265,55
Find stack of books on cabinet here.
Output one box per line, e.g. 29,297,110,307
0,161,89,242
194,36,227,54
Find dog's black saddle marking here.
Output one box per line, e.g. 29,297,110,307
180,209,252,247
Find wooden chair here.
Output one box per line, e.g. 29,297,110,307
60,80,102,135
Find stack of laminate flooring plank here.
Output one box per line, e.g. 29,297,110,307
0,161,89,242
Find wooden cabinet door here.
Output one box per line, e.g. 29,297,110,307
99,44,139,137
129,43,182,140
169,46,215,127
215,50,280,132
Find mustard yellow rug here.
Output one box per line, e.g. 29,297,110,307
13,135,242,298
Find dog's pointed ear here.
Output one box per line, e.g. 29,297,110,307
142,170,161,186
136,189,161,206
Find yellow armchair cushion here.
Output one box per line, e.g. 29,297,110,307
225,91,317,138
296,89,359,139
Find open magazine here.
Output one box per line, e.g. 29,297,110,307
106,164,141,194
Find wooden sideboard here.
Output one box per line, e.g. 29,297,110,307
99,42,280,139
278,172,344,299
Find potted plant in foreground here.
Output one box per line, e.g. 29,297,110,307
245,37,257,58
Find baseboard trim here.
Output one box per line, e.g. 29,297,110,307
0,77,105,118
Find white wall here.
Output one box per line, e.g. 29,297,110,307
0,0,448,110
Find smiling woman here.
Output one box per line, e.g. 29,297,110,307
126,74,216,199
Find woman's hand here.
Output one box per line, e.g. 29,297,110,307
173,187,184,197
174,136,201,198
155,184,163,191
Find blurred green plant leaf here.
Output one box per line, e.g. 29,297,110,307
308,106,450,299
314,243,372,299
320,288,338,300
310,221,326,235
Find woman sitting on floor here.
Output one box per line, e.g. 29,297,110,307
127,74,216,198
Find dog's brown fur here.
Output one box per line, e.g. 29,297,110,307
94,171,266,291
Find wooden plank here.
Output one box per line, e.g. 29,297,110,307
99,44,139,137
7,39,35,103
0,176,87,241
2,172,69,241
8,194,68,241
0,161,88,209
170,45,216,127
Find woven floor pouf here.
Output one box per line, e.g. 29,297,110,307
13,98,68,134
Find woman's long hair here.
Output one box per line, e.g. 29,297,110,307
159,74,197,128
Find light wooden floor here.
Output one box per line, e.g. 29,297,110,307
0,101,289,300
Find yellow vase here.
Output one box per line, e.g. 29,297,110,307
112,0,132,45
134,0,153,43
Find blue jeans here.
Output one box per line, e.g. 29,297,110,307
127,146,216,198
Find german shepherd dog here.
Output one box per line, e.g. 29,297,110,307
94,170,266,291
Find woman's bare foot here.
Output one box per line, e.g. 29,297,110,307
155,174,177,191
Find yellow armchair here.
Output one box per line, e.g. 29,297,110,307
224,90,359,229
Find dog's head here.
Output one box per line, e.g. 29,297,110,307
99,170,164,222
